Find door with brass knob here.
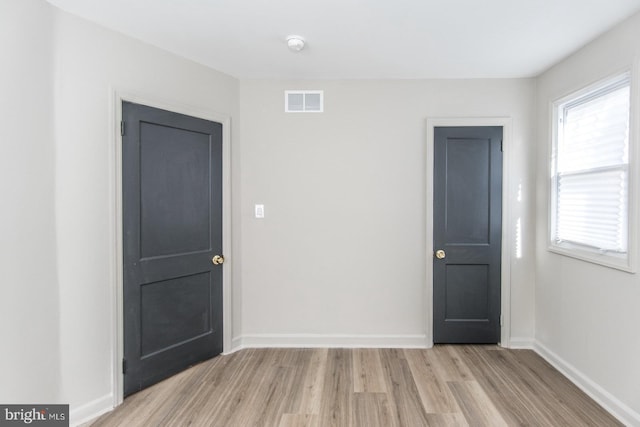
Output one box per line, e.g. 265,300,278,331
433,126,503,344
122,101,224,397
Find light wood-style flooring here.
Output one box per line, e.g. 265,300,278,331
89,346,622,426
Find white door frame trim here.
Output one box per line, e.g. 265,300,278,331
425,117,513,348
108,89,233,407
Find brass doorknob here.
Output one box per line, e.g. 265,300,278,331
212,255,225,265
435,250,446,259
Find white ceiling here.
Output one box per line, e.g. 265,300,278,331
47,0,640,79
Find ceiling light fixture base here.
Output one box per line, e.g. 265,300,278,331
286,35,306,52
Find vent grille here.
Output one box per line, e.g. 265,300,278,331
285,91,323,113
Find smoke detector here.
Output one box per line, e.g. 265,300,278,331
286,35,305,52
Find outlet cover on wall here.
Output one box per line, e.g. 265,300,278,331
255,204,265,218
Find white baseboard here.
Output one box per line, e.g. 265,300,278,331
70,394,113,427
226,335,244,354
231,334,429,351
533,340,640,427
508,337,535,349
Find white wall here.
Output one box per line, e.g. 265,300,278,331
535,12,640,424
50,8,240,423
0,0,61,403
237,79,536,346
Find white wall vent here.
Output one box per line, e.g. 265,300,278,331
285,90,323,113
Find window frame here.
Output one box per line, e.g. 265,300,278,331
549,68,638,272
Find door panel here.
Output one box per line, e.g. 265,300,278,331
140,272,211,357
444,264,489,320
444,139,490,244
433,126,502,344
123,101,223,396
139,122,212,258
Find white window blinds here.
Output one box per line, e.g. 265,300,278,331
553,73,631,253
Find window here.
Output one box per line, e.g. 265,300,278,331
550,72,633,270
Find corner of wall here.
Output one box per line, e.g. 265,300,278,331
533,340,640,426
69,394,114,427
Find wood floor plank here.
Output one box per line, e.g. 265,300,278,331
352,392,396,427
454,345,550,426
431,345,475,382
155,348,258,425
318,348,353,427
250,366,296,426
425,412,470,427
448,380,509,427
226,349,307,427
276,349,316,415
181,348,272,426
278,414,318,427
404,348,462,414
352,349,387,393
297,348,328,415
379,348,430,427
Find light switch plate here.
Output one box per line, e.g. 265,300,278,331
255,204,265,219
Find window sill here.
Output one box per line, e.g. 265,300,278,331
548,243,635,273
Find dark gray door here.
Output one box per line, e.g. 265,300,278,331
122,101,223,396
433,126,502,343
